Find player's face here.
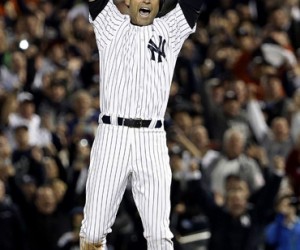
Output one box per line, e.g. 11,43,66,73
125,0,160,26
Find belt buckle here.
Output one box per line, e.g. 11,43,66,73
136,118,143,128
125,118,143,128
127,118,143,128
131,118,143,128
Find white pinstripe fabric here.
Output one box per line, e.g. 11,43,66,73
80,124,173,249
131,124,173,249
92,0,195,120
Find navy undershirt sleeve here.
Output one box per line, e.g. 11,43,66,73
89,0,110,21
179,0,203,28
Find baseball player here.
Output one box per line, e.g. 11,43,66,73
80,0,203,249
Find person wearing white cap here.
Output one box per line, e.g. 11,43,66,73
8,92,42,148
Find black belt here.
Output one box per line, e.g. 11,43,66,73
102,115,162,128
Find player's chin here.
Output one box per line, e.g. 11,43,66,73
136,14,156,26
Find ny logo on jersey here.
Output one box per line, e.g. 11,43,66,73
148,36,166,63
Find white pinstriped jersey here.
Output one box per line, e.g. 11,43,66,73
90,0,195,121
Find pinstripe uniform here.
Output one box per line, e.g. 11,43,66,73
80,0,202,249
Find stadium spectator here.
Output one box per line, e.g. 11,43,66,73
188,155,285,250
0,179,28,250
289,89,300,141
265,194,300,250
8,92,44,147
0,132,14,184
11,125,45,186
26,185,71,250
285,133,300,196
57,207,83,250
260,75,291,125
261,117,294,166
202,127,264,198
202,87,254,147
66,90,99,146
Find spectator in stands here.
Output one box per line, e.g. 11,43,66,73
51,178,68,211
175,39,201,100
286,133,300,196
0,23,7,67
0,179,28,250
57,207,83,250
0,132,14,184
231,78,249,109
260,75,291,126
265,194,300,250
266,5,300,51
0,93,18,130
12,174,37,221
203,127,264,198
172,124,220,171
66,90,99,147
232,21,260,93
289,89,300,142
26,185,71,250
262,117,294,164
202,87,254,147
42,156,66,183
8,92,43,147
66,138,90,208
171,158,208,236
188,156,285,250
11,125,45,186
0,51,27,93
35,74,69,125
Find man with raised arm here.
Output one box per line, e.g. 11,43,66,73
80,0,203,249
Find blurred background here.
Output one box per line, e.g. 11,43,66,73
0,0,300,249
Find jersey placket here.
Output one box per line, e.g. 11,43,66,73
136,29,144,118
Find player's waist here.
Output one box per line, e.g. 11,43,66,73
99,115,163,129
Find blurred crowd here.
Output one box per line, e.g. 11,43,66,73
1,0,300,250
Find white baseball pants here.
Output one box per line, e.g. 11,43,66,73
80,123,174,250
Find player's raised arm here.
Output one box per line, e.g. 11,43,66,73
157,0,177,17
89,0,128,21
179,0,203,28
88,0,109,21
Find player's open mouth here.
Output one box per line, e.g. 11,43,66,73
139,7,151,17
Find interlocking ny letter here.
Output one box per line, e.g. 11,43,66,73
148,36,166,63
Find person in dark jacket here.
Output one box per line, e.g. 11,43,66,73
26,185,71,250
188,158,285,250
0,179,28,250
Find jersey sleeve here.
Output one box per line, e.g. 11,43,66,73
161,3,196,55
179,0,203,29
89,0,126,51
88,0,109,21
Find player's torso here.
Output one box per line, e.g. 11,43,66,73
99,20,176,120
